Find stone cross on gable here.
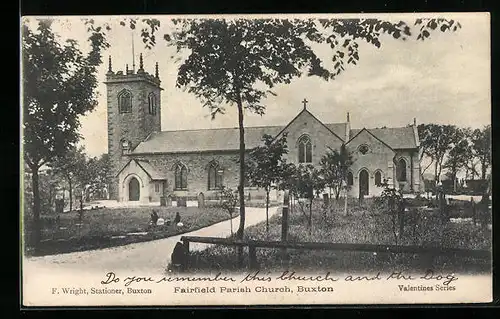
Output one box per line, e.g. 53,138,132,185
302,98,308,109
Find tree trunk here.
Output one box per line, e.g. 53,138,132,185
308,198,313,236
481,159,487,180
235,89,246,241
31,166,41,253
265,188,270,235
68,175,73,212
344,187,348,216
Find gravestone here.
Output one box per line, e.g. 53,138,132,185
156,218,165,226
322,193,329,207
197,192,205,208
177,197,187,207
55,199,64,214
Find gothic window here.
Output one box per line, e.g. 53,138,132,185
358,144,369,155
208,162,223,190
298,135,312,163
148,93,157,115
347,172,354,186
174,164,188,190
118,90,132,113
154,183,160,193
397,158,407,182
375,171,382,186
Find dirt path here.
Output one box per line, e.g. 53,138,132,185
23,206,279,275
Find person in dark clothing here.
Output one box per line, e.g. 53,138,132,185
174,212,181,224
151,210,159,225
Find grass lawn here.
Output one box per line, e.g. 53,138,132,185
24,206,236,256
187,198,492,273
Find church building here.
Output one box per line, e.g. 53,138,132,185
105,55,423,204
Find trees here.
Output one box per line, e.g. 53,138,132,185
293,164,325,236
471,125,491,180
417,124,463,185
319,144,352,201
48,146,87,211
218,186,239,237
22,19,108,251
246,133,289,235
158,17,459,239
443,136,469,192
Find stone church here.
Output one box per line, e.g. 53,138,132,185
105,55,423,204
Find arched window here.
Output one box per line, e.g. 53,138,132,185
148,93,157,115
397,158,407,182
208,162,223,190
118,90,132,113
347,172,354,186
375,171,382,186
174,164,188,190
298,135,312,163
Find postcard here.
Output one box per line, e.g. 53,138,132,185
20,12,492,306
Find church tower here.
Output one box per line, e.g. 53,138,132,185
104,54,163,200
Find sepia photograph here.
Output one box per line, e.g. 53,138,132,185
21,13,492,306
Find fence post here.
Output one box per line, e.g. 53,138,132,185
248,245,258,270
182,238,190,270
282,190,289,242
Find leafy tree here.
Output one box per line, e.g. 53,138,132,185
443,134,469,192
319,144,352,201
48,146,87,211
22,19,108,251
66,16,460,241
85,153,111,201
471,125,491,180
218,186,239,237
417,124,462,185
293,164,325,236
246,133,289,234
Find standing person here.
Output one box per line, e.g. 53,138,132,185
174,212,181,224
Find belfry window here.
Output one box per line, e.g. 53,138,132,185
118,90,132,113
148,93,157,115
298,135,312,163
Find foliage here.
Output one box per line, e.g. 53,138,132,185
417,124,464,183
25,206,236,256
22,19,109,251
218,186,239,236
246,133,289,233
471,125,491,180
319,144,352,200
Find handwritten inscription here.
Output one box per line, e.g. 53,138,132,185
99,269,458,287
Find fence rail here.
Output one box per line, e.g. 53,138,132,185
176,235,491,270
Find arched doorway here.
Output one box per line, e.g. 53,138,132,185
129,177,140,201
359,170,369,196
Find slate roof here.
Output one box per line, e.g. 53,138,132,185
132,126,283,154
131,119,417,154
349,126,418,149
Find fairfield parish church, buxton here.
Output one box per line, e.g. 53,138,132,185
105,55,424,204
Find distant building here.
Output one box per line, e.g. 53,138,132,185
105,55,423,203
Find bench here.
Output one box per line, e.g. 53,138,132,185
177,236,491,270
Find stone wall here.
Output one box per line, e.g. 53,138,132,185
105,71,162,200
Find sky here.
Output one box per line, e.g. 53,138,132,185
23,13,491,158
